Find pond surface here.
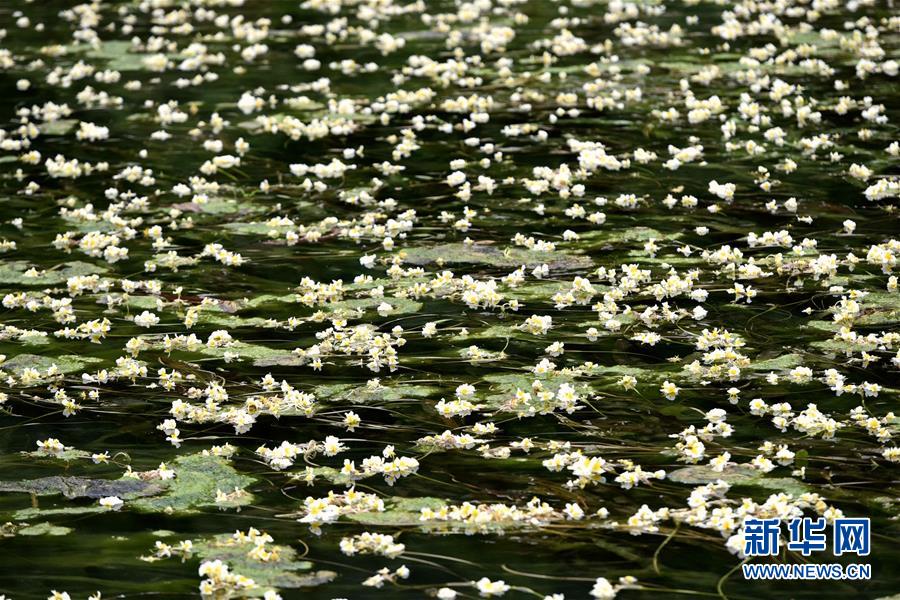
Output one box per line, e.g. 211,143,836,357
0,0,898,599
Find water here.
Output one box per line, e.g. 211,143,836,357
0,0,898,598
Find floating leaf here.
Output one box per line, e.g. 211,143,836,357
0,261,106,285
316,382,438,404
668,464,809,495
3,353,105,377
13,506,104,520
749,353,804,371
38,119,78,136
346,496,445,526
15,522,73,536
192,533,336,590
0,476,164,499
401,243,592,270
84,40,168,71
129,453,254,513
22,448,93,462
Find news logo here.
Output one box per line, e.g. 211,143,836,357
741,517,872,581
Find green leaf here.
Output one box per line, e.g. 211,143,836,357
668,464,809,495
345,496,445,526
192,533,336,590
749,353,804,371
0,260,107,285
401,243,592,270
38,119,79,136
15,522,73,536
4,353,105,377
0,476,165,499
129,453,255,513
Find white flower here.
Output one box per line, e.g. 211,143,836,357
237,91,260,114
99,496,123,510
660,380,680,400
446,171,467,186
455,383,476,398
476,578,510,597
590,577,617,599
133,311,160,327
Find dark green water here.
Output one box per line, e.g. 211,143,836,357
0,0,897,598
